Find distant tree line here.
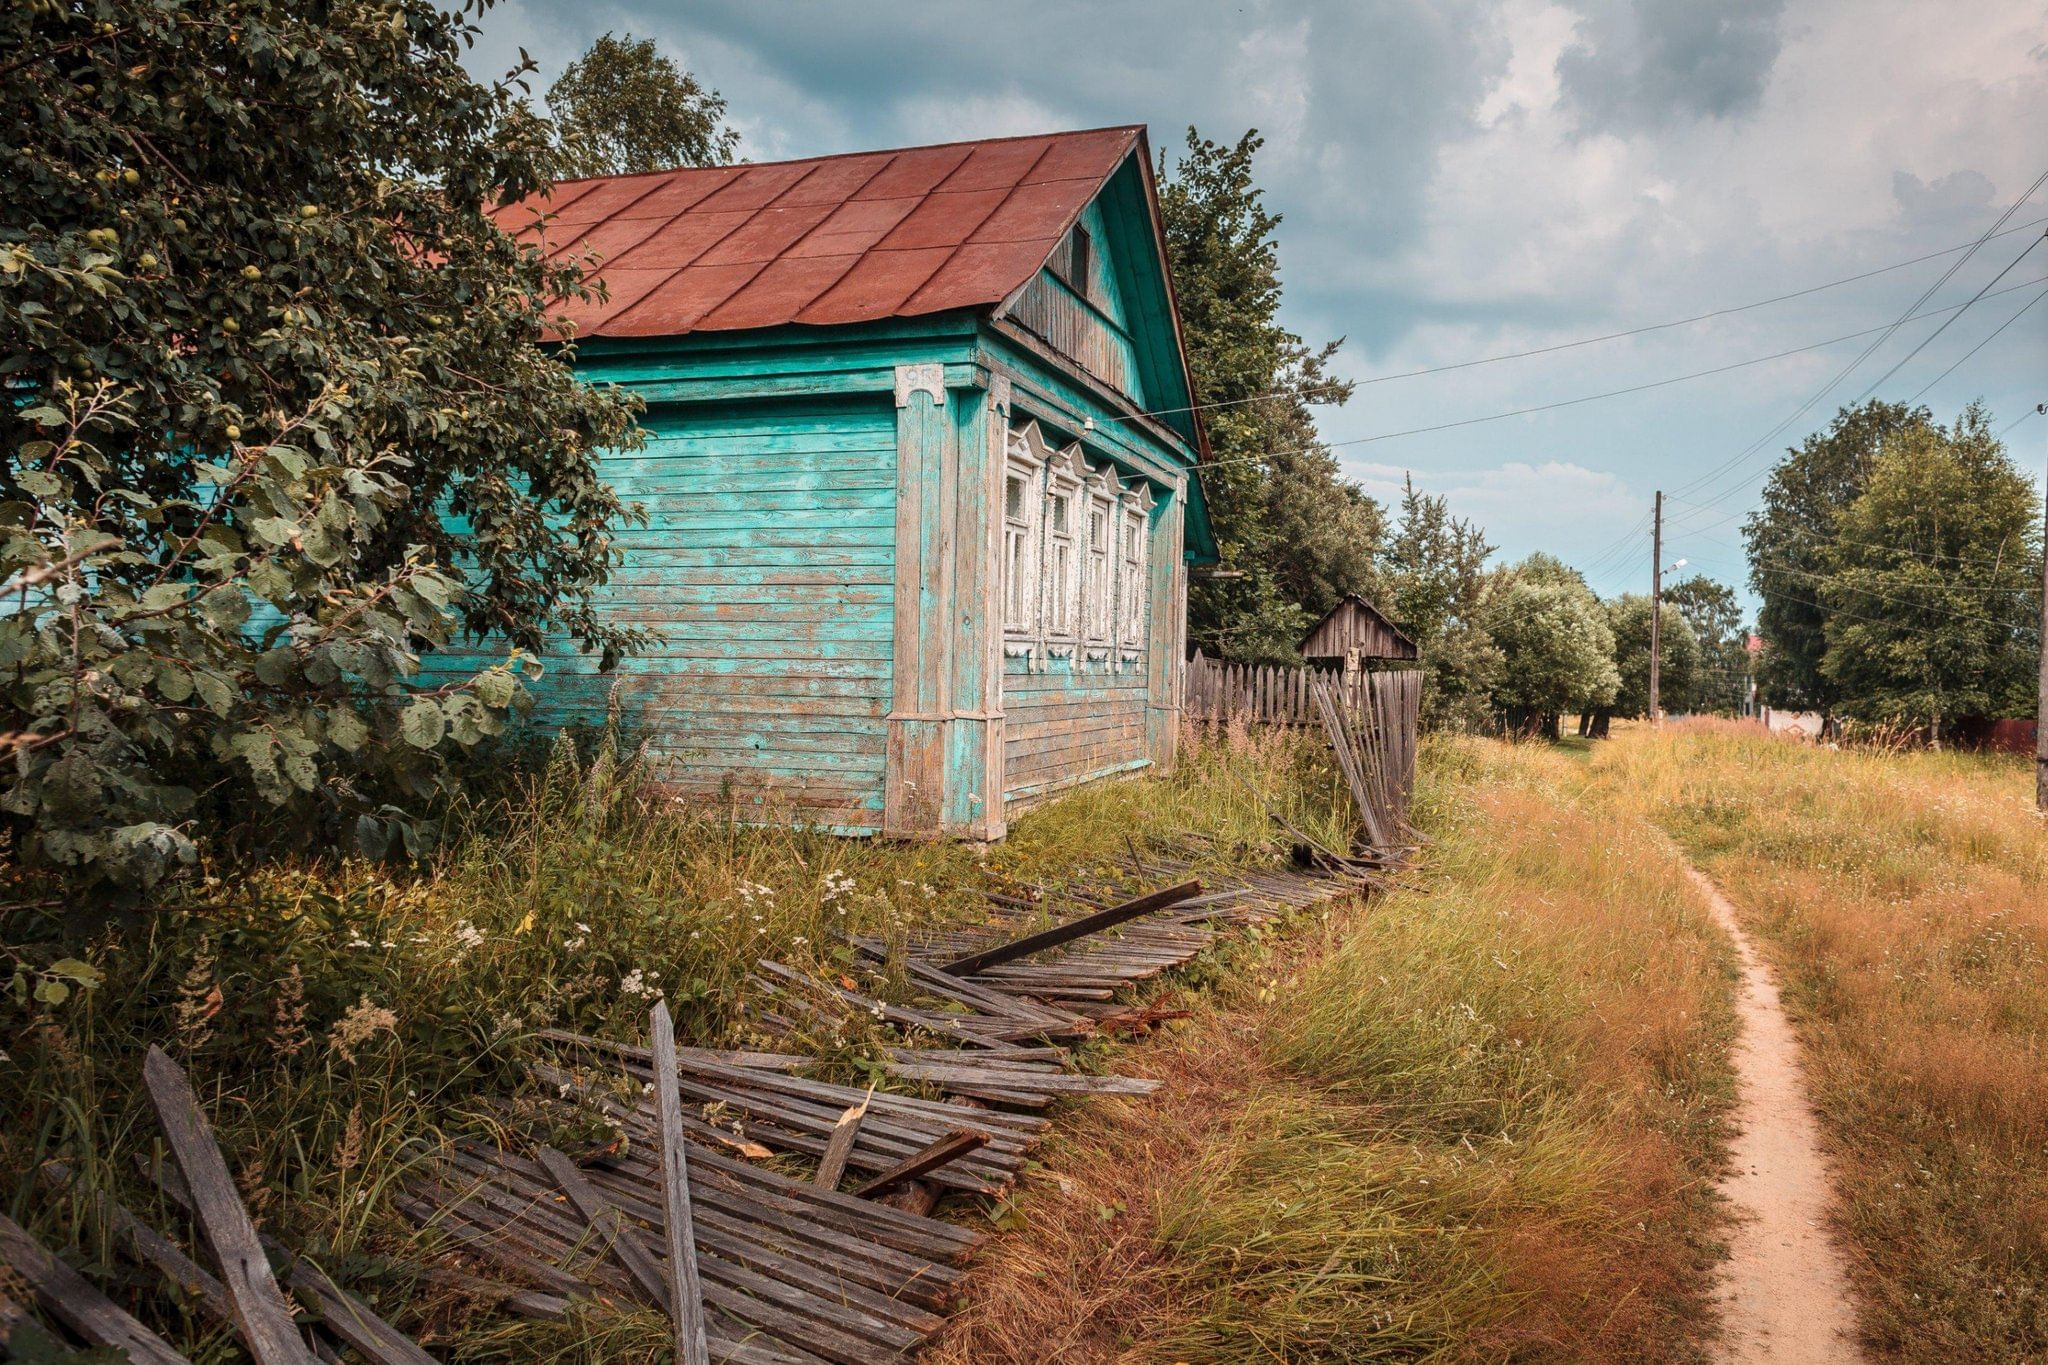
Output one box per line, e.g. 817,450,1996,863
1744,399,2040,743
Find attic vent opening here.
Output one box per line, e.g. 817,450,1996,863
1057,225,1093,298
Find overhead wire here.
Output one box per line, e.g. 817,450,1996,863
1661,167,2048,510
1183,272,2048,475
1104,215,2048,427
1850,232,2046,403
1907,285,2048,405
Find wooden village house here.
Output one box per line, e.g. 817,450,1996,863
434,127,1217,840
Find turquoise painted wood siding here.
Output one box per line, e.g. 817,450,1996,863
430,396,898,831
1001,654,1150,808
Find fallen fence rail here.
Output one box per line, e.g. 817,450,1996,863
9,853,1391,1362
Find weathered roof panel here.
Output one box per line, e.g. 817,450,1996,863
494,126,1143,337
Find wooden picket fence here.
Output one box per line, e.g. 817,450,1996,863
1183,651,1422,838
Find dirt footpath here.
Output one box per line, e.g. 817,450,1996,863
1687,866,1868,1364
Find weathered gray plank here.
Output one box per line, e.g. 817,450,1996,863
937,879,1203,977
812,1086,872,1193
141,1045,316,1365
535,1147,672,1312
648,1002,712,1365
0,1212,190,1364
850,1131,991,1199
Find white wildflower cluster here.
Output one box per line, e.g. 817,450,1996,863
564,921,591,951
620,968,661,999
450,920,486,956
820,869,857,916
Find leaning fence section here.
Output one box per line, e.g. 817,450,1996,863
1184,651,1421,839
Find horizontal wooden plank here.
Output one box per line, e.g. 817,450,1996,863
602,568,894,589
605,527,896,549
594,592,896,616
611,547,896,569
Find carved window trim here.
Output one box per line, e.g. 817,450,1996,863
1118,481,1153,659
1001,424,1048,650
1040,442,1087,652
1083,466,1117,654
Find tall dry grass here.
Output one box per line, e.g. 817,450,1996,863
0,723,1339,1360
930,736,1739,1363
1592,719,2048,1360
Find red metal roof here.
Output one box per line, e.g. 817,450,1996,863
498,127,1144,339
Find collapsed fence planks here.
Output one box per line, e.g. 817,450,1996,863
399,856,1380,1361
1187,653,1420,842
11,856,1393,1361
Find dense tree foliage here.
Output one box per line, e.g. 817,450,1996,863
1745,400,1934,712
0,0,645,884
1817,407,2039,739
1372,477,1500,731
545,32,738,179
1489,557,1618,738
1159,129,1381,663
1662,574,1748,714
1604,594,1699,720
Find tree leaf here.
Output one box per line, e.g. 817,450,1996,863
399,698,445,749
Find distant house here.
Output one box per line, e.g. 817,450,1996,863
1298,595,1418,677
431,127,1216,839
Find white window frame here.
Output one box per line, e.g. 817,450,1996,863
1083,466,1117,657
1041,442,1087,653
1118,480,1153,660
1001,424,1048,651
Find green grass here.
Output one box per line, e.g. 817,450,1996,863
1593,720,2048,1361
931,736,1739,1363
0,721,1347,1359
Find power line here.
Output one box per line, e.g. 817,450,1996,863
1750,558,2039,623
1851,233,2045,403
1109,215,2048,427
1185,273,2048,473
1665,166,2048,510
1909,285,2048,404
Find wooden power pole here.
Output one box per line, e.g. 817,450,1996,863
1650,490,1664,725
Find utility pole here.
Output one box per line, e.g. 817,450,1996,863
2034,404,2047,811
1650,490,1663,725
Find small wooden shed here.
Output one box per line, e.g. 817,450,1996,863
426,126,1216,840
1299,595,1418,676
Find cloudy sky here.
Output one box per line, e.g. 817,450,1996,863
465,0,2047,603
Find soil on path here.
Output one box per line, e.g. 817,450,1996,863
1686,866,1868,1365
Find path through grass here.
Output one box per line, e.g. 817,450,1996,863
1593,721,2048,1361
930,737,1740,1362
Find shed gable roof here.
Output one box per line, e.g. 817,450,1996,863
1299,595,1420,660
497,126,1146,340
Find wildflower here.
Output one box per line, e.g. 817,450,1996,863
174,943,222,1054
451,920,486,954
328,995,398,1063
269,964,309,1061
620,969,661,999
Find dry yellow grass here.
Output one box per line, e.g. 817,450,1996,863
929,737,1739,1362
1590,719,2048,1360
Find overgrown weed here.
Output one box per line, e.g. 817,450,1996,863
0,723,1333,1357
929,736,1738,1363
1593,720,2048,1360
